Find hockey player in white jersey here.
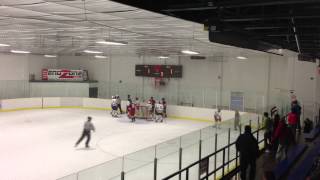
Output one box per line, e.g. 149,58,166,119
111,96,119,117
155,101,164,123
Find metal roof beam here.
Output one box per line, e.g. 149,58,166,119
164,0,320,12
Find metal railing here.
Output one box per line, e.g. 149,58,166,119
57,114,262,180
163,121,265,180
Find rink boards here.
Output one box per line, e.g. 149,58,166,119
0,97,246,122
0,97,259,180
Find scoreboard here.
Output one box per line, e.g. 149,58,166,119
135,65,182,78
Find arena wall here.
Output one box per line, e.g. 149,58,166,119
0,97,249,122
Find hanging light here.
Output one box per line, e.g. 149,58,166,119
158,56,169,59
94,55,108,59
11,50,31,54
0,43,10,47
181,50,200,55
236,56,248,60
96,40,128,46
83,50,103,54
44,55,57,58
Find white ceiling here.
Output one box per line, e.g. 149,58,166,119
0,0,266,57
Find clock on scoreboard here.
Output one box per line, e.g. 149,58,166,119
135,65,182,78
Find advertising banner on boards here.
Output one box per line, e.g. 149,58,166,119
42,69,88,81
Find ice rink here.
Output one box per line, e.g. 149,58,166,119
0,108,212,180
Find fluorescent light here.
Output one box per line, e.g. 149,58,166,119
94,55,108,59
158,56,169,59
44,55,57,58
181,50,200,55
11,50,31,54
96,40,128,46
236,56,248,60
83,50,103,54
0,43,10,47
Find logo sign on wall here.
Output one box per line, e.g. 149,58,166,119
42,69,88,81
230,92,244,111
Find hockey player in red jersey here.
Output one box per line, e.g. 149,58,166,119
127,102,136,122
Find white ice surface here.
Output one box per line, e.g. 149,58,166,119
0,109,211,180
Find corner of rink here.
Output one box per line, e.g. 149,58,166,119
0,97,258,180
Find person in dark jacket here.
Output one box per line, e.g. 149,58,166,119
288,109,297,143
291,100,302,133
304,118,313,133
236,125,259,180
272,114,280,156
234,110,241,131
272,117,293,160
263,112,273,152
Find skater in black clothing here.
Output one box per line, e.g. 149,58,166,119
236,125,259,180
75,116,95,148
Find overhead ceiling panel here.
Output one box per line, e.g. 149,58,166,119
0,0,271,58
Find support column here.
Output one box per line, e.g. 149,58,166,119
266,54,272,111
108,55,112,98
142,56,145,99
177,56,181,105
219,56,224,108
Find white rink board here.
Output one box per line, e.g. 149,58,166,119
43,97,61,107
1,98,42,110
167,105,246,121
60,97,83,107
0,109,211,180
0,98,260,180
82,98,110,109
0,98,245,122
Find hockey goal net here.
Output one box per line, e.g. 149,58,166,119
135,104,153,120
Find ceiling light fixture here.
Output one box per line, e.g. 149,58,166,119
44,55,57,58
11,50,31,54
181,50,200,55
236,56,248,60
0,43,10,47
96,40,128,46
83,50,103,54
94,55,108,59
158,56,169,59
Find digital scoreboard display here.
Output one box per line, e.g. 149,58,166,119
135,65,182,78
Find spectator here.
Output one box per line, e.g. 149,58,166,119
308,154,320,180
291,100,302,133
263,112,273,152
288,109,298,142
234,110,241,131
304,118,313,133
272,114,281,156
236,125,259,180
272,117,293,160
270,106,278,119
